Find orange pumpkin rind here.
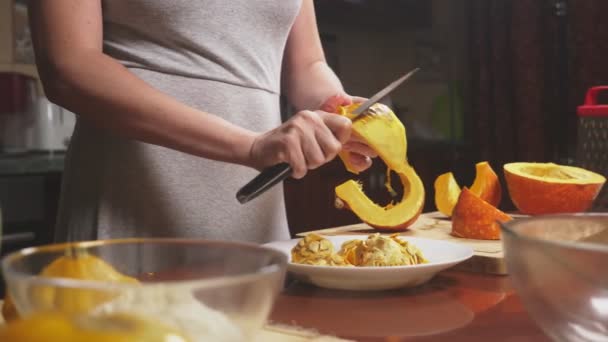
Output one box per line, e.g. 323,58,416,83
434,161,502,217
451,187,512,240
504,162,606,215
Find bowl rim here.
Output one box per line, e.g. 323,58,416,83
1,238,288,291
499,213,608,253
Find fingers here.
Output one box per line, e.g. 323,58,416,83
351,96,367,104
258,108,370,179
319,111,352,144
343,140,378,158
320,94,352,113
313,120,343,164
297,112,329,171
281,110,350,179
346,152,373,173
280,127,307,179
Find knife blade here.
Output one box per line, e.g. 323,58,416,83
349,67,419,118
236,67,420,204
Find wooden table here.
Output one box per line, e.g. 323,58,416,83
269,268,550,341
0,273,550,341
270,214,549,342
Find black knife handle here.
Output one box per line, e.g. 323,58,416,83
236,163,293,204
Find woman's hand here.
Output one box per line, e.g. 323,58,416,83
249,110,352,179
320,94,378,173
249,93,377,179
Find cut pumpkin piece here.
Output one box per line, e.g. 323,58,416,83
3,246,139,321
434,172,460,217
434,161,502,217
451,188,512,240
470,162,502,207
0,311,189,342
334,103,424,230
504,162,606,215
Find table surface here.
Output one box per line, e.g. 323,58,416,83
269,271,550,341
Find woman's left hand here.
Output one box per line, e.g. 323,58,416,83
320,94,378,173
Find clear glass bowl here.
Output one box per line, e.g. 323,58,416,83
2,238,287,341
500,214,608,342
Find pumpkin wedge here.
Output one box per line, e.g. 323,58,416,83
434,161,502,217
451,187,512,240
334,103,424,230
2,246,138,321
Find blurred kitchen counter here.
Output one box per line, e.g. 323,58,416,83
0,152,64,283
0,152,65,176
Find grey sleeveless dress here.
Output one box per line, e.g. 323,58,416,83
55,0,302,243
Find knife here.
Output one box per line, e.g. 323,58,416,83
236,67,420,204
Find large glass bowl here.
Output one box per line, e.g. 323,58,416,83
1,238,287,341
500,214,608,342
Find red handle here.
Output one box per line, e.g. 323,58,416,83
579,86,608,117
584,86,608,105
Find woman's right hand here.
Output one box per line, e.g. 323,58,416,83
249,110,352,179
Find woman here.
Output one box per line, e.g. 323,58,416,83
28,0,375,243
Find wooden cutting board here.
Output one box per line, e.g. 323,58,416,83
297,212,508,275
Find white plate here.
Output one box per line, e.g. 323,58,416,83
264,235,474,291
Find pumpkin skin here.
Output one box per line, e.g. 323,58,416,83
334,103,424,230
451,187,512,240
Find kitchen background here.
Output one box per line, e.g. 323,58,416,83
1,0,607,259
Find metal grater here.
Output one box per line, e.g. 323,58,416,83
577,87,608,211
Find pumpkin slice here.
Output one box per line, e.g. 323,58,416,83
451,188,512,240
3,246,139,321
334,103,424,230
434,172,461,217
504,162,606,214
0,311,189,342
33,249,139,315
470,162,502,207
434,161,502,217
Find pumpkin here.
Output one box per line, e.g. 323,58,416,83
334,103,424,230
2,246,138,321
451,187,512,240
504,162,606,214
0,311,189,342
434,161,502,217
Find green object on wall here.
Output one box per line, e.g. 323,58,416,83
430,81,464,142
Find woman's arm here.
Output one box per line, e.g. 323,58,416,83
281,1,376,171
29,0,256,166
282,0,345,111
29,0,353,179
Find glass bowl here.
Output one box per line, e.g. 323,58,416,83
500,214,608,342
1,238,287,341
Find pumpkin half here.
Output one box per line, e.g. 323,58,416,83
504,162,606,214
334,103,424,230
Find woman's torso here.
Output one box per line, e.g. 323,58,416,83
55,0,302,243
